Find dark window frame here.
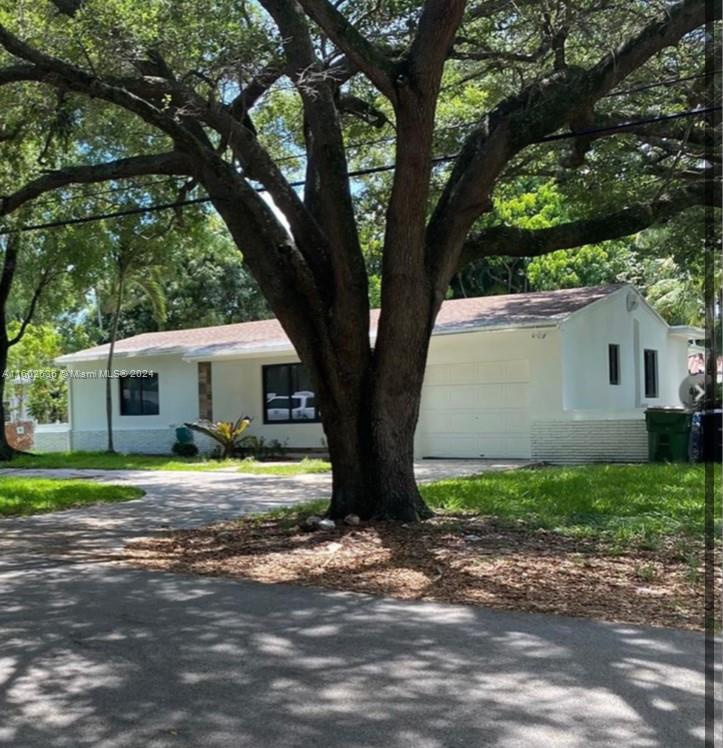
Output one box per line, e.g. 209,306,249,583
262,363,321,424
643,349,659,399
608,344,620,385
119,373,160,416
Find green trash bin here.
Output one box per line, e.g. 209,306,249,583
175,425,194,444
645,408,692,462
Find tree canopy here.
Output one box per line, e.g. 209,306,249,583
0,0,718,516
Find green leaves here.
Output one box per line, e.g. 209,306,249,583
6,323,67,422
185,416,253,459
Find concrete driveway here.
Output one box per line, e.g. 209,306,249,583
0,459,715,746
0,459,526,563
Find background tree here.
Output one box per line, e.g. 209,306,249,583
7,323,67,422
96,213,169,452
0,0,718,516
0,227,95,456
108,215,270,338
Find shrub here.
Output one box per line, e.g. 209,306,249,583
172,441,199,458
235,435,287,460
185,416,253,458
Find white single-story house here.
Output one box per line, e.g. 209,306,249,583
53,284,700,463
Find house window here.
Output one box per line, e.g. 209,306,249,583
643,349,658,399
119,373,159,416
608,344,620,385
262,363,320,424
198,362,213,421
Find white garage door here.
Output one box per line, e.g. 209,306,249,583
419,359,531,458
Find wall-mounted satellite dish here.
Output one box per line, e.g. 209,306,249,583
626,291,639,312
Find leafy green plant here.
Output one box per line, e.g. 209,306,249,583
185,417,252,459
235,434,287,460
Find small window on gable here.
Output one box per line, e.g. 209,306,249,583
608,344,620,385
119,373,159,416
644,349,658,399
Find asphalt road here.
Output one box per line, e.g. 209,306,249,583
0,462,717,746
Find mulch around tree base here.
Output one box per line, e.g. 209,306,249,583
124,514,720,631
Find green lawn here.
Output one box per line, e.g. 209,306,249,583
265,463,719,549
0,477,143,517
8,452,331,475
420,463,720,547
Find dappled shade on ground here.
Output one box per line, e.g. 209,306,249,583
125,463,721,630
125,512,719,631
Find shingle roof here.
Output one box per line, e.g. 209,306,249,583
57,284,623,364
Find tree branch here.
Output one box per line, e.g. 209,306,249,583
582,0,718,103
459,184,717,268
258,0,369,349
580,110,715,147
408,0,467,85
0,63,39,86
8,267,54,347
336,93,389,127
466,0,538,21
0,25,206,154
0,152,191,218
50,0,83,16
295,0,395,97
227,62,284,119
449,47,547,64
0,235,19,309
427,0,715,291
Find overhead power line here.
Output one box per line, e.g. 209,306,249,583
2,105,719,236
536,106,720,143
20,70,721,211
27,175,180,210
602,71,719,98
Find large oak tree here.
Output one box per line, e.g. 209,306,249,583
0,0,719,518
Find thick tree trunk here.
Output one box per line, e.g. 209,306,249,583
320,334,434,522
323,407,373,520
322,382,432,522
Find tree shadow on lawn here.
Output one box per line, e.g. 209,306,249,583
0,559,715,748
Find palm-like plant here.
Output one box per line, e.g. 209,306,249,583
185,416,253,459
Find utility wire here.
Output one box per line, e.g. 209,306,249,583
602,71,719,98
19,70,721,210
27,176,180,209
2,105,719,236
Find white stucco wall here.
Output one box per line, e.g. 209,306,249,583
68,354,200,454
61,287,692,461
560,287,687,412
